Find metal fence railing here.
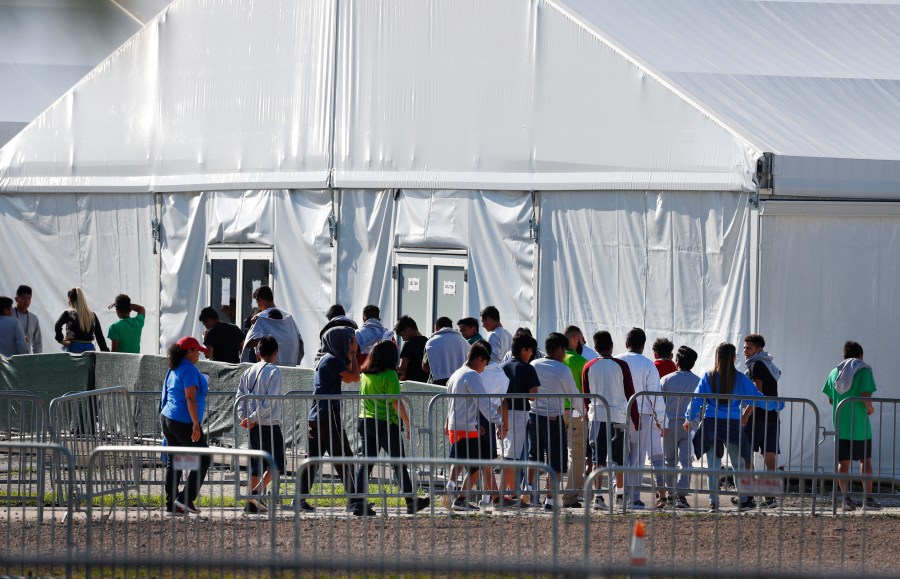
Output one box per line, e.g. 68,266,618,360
0,441,73,575
48,386,138,504
0,390,49,442
0,392,52,517
583,465,888,576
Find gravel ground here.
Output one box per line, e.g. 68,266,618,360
3,500,899,577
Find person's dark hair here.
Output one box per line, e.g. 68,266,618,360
511,334,538,358
252,285,274,303
652,337,675,358
198,306,220,323
258,335,279,358
513,327,534,339
267,309,283,320
710,343,738,396
544,332,568,356
744,334,766,349
167,343,189,370
563,325,582,338
15,285,32,297
325,304,346,320
474,339,492,358
362,340,399,374
593,330,613,353
394,315,418,333
467,342,491,365
480,305,500,322
625,327,646,351
457,317,479,330
435,316,453,329
675,345,698,371
0,296,12,312
362,305,380,320
114,294,131,312
844,341,864,360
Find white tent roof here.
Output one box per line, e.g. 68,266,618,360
558,0,900,197
0,0,170,148
1,0,899,196
0,0,760,193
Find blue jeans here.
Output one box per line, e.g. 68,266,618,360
65,342,95,353
705,443,748,506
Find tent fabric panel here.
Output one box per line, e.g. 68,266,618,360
335,189,397,326
537,190,750,371
557,0,900,163
0,0,336,189
159,189,331,359
758,208,900,473
331,0,759,191
274,190,334,366
772,155,900,199
0,192,156,353
395,190,535,331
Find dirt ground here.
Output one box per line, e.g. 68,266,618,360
3,502,898,577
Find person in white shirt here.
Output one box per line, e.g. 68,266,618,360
617,327,665,510
529,332,580,509
14,285,42,353
236,335,284,514
480,305,512,364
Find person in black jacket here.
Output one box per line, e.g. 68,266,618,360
54,288,108,353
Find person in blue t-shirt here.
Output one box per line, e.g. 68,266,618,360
296,326,361,513
159,336,211,516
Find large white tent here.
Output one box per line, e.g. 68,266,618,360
1,0,898,473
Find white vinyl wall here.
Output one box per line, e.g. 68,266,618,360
537,190,751,370
336,189,534,332
758,201,900,474
159,190,333,360
0,193,156,353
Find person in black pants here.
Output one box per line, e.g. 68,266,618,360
159,336,212,515
353,340,430,516
296,326,360,513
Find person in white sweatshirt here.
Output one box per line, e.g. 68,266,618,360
236,335,284,514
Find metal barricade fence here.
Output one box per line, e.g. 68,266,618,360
426,393,611,499
0,442,73,577
831,397,900,510
48,386,137,504
0,392,51,518
83,445,277,577
292,456,560,574
624,391,822,510
233,393,418,506
582,465,888,576
0,390,49,442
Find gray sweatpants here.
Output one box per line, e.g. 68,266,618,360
663,424,692,495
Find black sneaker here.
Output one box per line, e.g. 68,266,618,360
247,497,268,513
762,497,778,509
864,497,882,511
675,495,690,509
451,498,479,512
737,498,757,512
296,500,316,513
563,501,582,509
165,504,187,516
244,502,260,514
631,499,646,510
842,497,857,512
406,497,431,514
494,496,525,510
352,502,377,517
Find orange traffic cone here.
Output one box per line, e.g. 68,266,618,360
630,521,647,567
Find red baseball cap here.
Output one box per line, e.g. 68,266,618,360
176,336,209,353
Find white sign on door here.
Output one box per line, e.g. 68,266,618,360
220,278,231,307
443,281,457,295
408,277,420,293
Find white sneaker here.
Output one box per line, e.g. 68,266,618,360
593,495,607,510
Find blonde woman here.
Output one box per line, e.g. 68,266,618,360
54,288,109,352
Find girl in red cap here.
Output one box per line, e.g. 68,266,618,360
159,336,211,515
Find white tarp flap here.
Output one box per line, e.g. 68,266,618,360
159,190,331,359
0,1,335,192
335,190,397,325
395,190,534,330
537,191,750,371
0,193,156,352
331,0,759,191
759,201,900,474
772,156,900,199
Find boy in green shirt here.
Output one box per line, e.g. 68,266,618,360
107,294,145,353
823,340,879,511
